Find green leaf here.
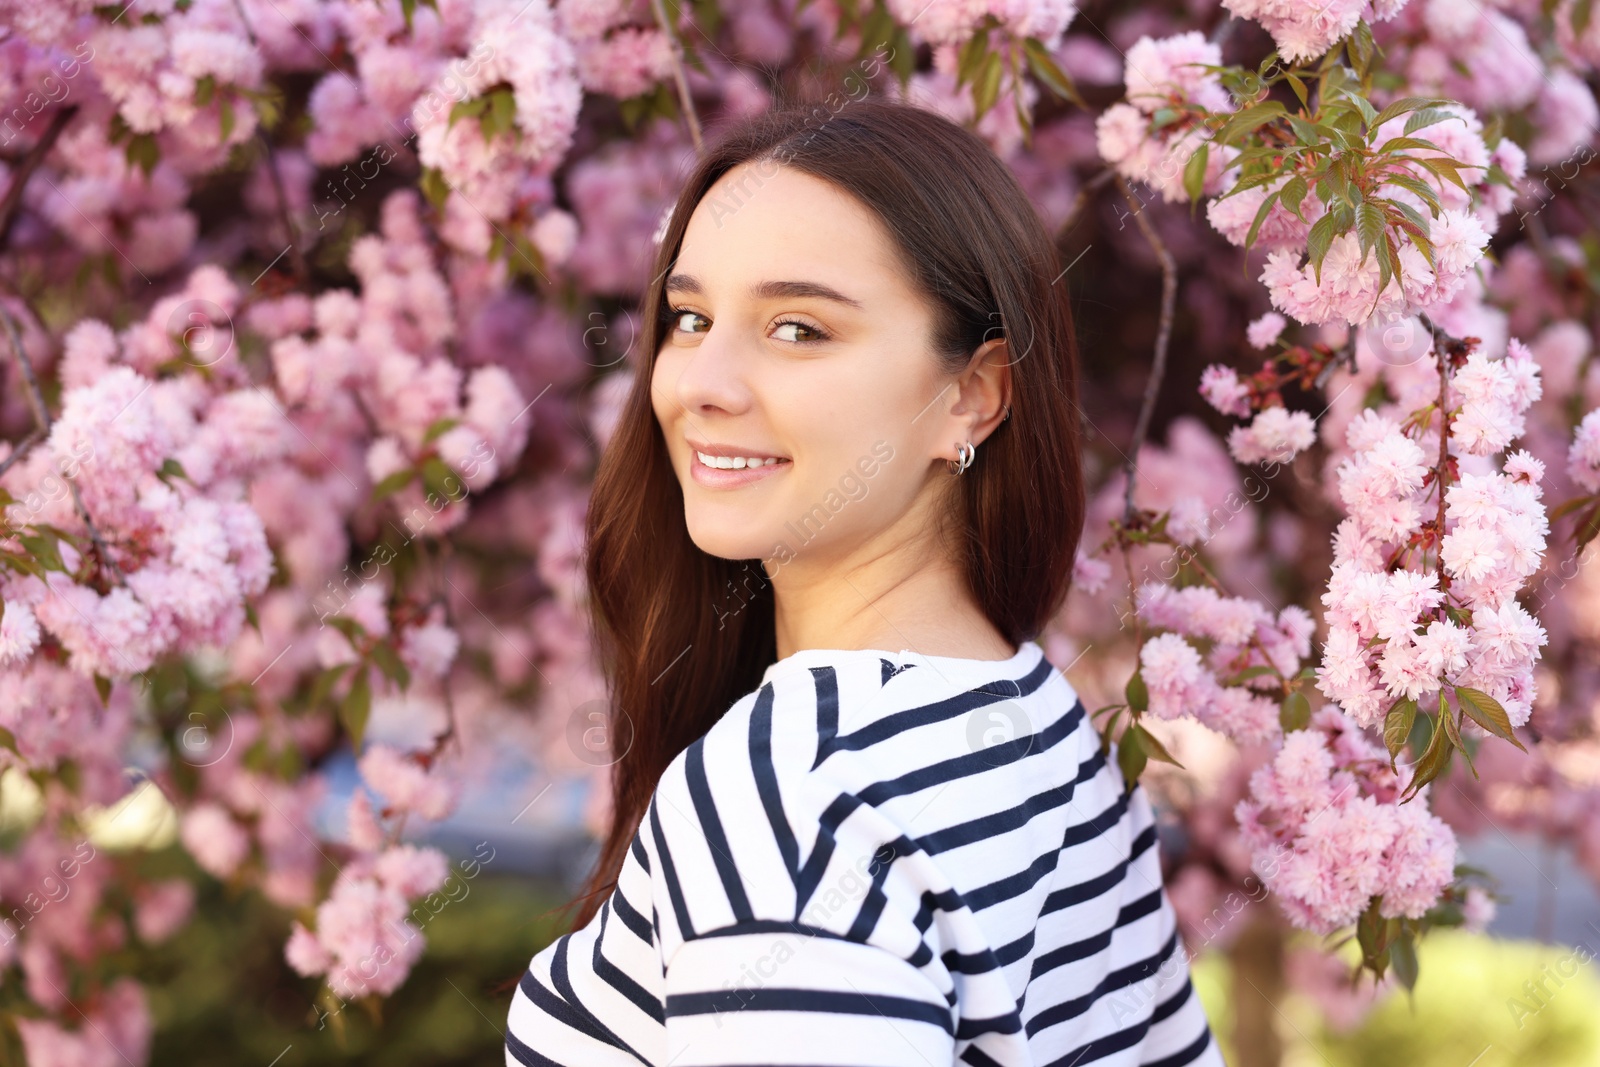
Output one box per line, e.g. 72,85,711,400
1390,928,1419,991
486,86,517,143
957,28,990,85
1243,188,1283,251
1346,92,1378,129
371,467,416,501
420,455,461,501
972,50,1003,121
1099,706,1124,757
1454,685,1527,752
1305,211,1341,285
341,668,372,753
1356,200,1386,264
16,532,65,573
420,167,450,210
1286,73,1308,109
1116,724,1147,788
1403,710,1454,801
1370,95,1456,133
1404,107,1462,136
1217,101,1286,143
1549,493,1600,522
1125,669,1149,713
219,95,235,142
1575,501,1600,554
308,663,351,709
1441,690,1477,779
449,96,489,129
126,133,160,177
1279,175,1309,220
158,457,190,483
1022,37,1085,108
1225,665,1280,685
371,641,412,691
1280,689,1312,732
0,724,18,755
400,0,418,30
1130,722,1185,768
1183,142,1209,204
422,416,461,445
1376,135,1445,155
1383,174,1443,215
193,74,216,108
94,674,113,706
1409,155,1473,196
327,616,367,644
0,549,47,580
1383,696,1417,766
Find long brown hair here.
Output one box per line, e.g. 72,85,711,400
567,96,1086,928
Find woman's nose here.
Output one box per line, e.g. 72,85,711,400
668,323,754,419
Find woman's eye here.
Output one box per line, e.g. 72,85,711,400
668,308,707,334
773,318,829,344
669,307,708,334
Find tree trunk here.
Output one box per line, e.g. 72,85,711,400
1227,915,1287,1067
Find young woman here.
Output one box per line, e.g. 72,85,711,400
505,98,1222,1067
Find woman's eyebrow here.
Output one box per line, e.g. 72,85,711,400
663,272,865,310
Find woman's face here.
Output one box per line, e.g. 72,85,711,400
650,162,1003,575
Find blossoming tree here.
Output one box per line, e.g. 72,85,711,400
0,0,1597,1064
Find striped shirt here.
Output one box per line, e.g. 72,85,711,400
506,638,1222,1067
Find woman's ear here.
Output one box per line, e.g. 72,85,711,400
956,337,1013,444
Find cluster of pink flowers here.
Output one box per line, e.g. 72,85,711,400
357,743,462,823
1135,582,1315,745
1235,705,1457,934
15,977,152,1067
90,0,265,169
1095,32,1240,204
1567,406,1600,493
1315,343,1549,729
285,844,450,998
1223,406,1320,466
884,0,1080,48
1222,0,1410,65
2,268,279,679
409,1,583,247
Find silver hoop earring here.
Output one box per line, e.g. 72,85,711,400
948,440,976,475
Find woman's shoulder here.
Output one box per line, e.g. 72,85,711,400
638,639,1086,953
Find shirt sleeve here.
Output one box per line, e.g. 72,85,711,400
1134,930,1226,1067
662,921,957,1067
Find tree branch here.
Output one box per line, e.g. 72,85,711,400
229,0,310,287
0,105,79,248
650,0,704,154
1056,166,1116,241
0,305,125,584
1115,175,1178,524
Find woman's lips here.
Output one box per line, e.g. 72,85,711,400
689,451,792,489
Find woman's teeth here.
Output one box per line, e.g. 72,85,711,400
696,452,787,469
